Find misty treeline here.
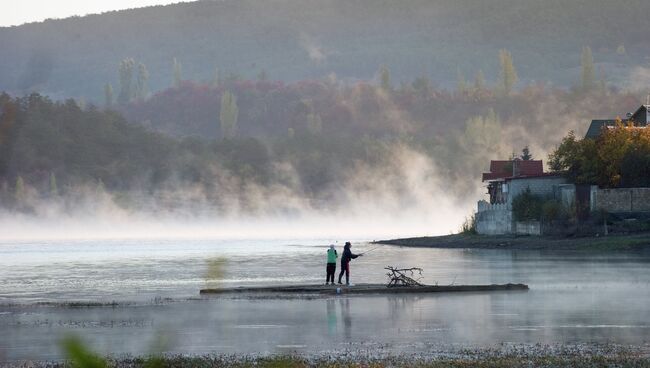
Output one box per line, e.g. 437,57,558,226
0,63,646,216
2,0,650,99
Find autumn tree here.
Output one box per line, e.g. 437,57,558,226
457,68,467,93
173,57,182,87
118,58,135,104
474,70,486,90
499,49,518,95
220,91,239,139
378,65,391,91
135,63,149,100
104,83,113,109
581,46,595,92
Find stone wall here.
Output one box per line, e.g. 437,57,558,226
475,200,512,235
593,188,650,213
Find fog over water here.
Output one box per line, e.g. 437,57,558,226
1,239,650,361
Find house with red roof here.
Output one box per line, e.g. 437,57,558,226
476,158,567,235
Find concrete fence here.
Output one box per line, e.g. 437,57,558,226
593,188,650,213
476,200,512,235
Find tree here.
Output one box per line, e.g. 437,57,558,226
378,65,391,91
512,188,543,221
173,57,182,87
220,91,239,139
307,113,322,134
118,58,135,105
49,172,58,197
257,69,268,81
521,146,532,160
474,69,486,90
14,176,25,204
616,44,626,56
581,46,595,92
456,68,467,93
499,49,518,95
104,83,113,109
135,63,149,100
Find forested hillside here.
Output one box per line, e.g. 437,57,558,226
1,80,645,216
1,0,650,100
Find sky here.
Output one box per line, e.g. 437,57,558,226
1,0,187,27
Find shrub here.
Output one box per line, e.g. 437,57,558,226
459,212,477,234
512,188,544,222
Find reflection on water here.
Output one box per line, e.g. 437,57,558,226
1,239,650,360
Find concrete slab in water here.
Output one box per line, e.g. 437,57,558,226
200,283,529,295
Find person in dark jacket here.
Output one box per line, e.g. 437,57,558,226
326,244,338,285
338,241,361,285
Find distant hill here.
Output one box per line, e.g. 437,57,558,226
1,0,649,101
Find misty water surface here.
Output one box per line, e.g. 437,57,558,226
1,239,650,361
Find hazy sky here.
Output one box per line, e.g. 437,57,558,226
1,0,187,27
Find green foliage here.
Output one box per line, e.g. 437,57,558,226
459,213,477,234
456,68,467,93
499,49,518,95
118,58,135,105
520,146,532,161
173,57,182,87
306,113,322,135
379,65,391,91
103,83,113,109
14,176,25,203
61,336,107,368
512,188,543,221
474,69,486,90
549,123,650,187
257,69,269,81
541,199,564,223
136,63,149,100
220,91,239,139
49,172,58,197
581,46,595,92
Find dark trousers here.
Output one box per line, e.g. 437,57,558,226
326,263,336,283
338,262,350,284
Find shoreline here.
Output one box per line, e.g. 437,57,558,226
6,343,648,368
376,232,650,251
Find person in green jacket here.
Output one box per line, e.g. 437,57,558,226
326,244,338,285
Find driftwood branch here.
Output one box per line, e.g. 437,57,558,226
384,266,423,287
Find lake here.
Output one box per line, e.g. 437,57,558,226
1,238,650,361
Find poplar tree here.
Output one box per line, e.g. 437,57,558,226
581,46,595,92
474,70,486,90
220,91,239,139
257,69,268,81
379,65,391,91
135,63,149,100
457,68,467,93
104,83,113,108
499,49,518,95
49,172,58,197
14,176,25,204
173,58,182,87
118,58,135,105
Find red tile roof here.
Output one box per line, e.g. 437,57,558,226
482,160,544,181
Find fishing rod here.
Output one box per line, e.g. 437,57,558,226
360,245,382,255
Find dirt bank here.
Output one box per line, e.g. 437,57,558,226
376,232,650,251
